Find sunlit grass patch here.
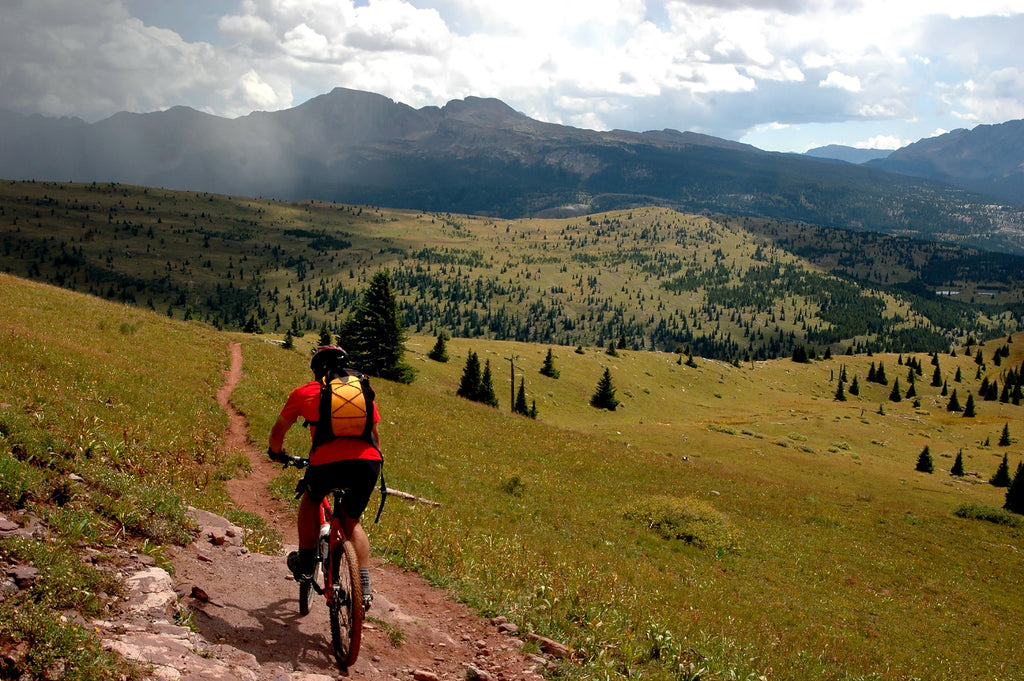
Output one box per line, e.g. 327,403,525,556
954,503,1024,527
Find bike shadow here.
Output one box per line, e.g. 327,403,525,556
189,593,340,672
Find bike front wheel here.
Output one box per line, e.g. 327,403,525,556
298,559,322,616
328,539,363,671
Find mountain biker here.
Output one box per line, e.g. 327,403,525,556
267,345,382,610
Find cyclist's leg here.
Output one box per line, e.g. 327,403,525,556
339,514,370,567
291,475,328,580
335,459,381,608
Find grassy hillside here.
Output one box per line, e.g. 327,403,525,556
1,270,1009,680
1,180,1021,362
2,225,1024,677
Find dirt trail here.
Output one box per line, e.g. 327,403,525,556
167,341,546,680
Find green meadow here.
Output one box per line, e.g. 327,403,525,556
3,272,1022,680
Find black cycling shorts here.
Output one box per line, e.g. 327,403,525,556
302,458,382,520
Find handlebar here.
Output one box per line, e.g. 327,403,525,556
282,454,309,469
268,448,309,469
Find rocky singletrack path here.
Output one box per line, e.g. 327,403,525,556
103,342,548,681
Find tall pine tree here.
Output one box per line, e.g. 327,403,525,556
457,351,482,400
1004,462,1024,514
590,368,620,411
540,348,560,378
916,446,934,474
339,269,415,383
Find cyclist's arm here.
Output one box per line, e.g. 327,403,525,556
268,412,295,455
268,384,308,456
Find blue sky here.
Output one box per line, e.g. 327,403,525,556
2,0,1022,153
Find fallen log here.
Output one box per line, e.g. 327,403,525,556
385,488,441,507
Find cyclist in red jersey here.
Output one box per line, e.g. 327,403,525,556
267,346,382,609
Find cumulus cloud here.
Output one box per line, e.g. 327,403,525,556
819,71,862,92
0,0,1020,151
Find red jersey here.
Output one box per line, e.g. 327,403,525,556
278,380,382,466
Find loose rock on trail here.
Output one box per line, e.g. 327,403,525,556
98,341,551,681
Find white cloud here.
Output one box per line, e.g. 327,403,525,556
819,71,862,92
857,135,906,150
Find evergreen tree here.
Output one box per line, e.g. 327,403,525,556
998,423,1011,446
834,380,847,401
931,364,943,387
991,453,1013,487
792,345,809,363
605,342,619,357
916,446,934,474
243,312,263,334
282,329,295,350
867,362,877,382
954,367,962,382
876,362,888,385
1004,462,1024,514
946,389,962,412
905,381,916,399
457,351,482,400
950,449,965,477
339,269,415,383
318,322,333,347
289,316,304,338
889,378,902,402
479,360,499,407
848,375,860,396
427,332,450,362
963,392,977,417
539,348,560,378
528,400,538,419
590,368,620,411
514,378,529,415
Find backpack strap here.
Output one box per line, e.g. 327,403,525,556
373,459,387,524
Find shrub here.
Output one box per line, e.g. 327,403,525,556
954,503,1024,527
624,495,740,552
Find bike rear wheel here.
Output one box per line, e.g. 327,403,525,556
328,539,363,671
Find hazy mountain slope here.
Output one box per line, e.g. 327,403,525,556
1,88,1024,252
871,119,1024,205
804,144,891,164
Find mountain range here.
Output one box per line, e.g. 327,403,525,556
2,87,1023,253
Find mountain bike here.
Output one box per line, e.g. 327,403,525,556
283,455,363,672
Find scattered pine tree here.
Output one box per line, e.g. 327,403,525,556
963,393,977,417
947,389,962,412
991,453,1012,487
916,446,934,474
889,378,902,402
478,360,499,407
1004,462,1024,514
427,332,450,362
834,381,847,401
339,269,416,383
950,450,965,477
514,378,529,416
999,423,1011,446
590,368,620,411
539,348,560,378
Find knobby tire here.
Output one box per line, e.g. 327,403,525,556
298,559,322,616
329,538,363,671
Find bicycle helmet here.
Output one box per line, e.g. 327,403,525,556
310,345,348,376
